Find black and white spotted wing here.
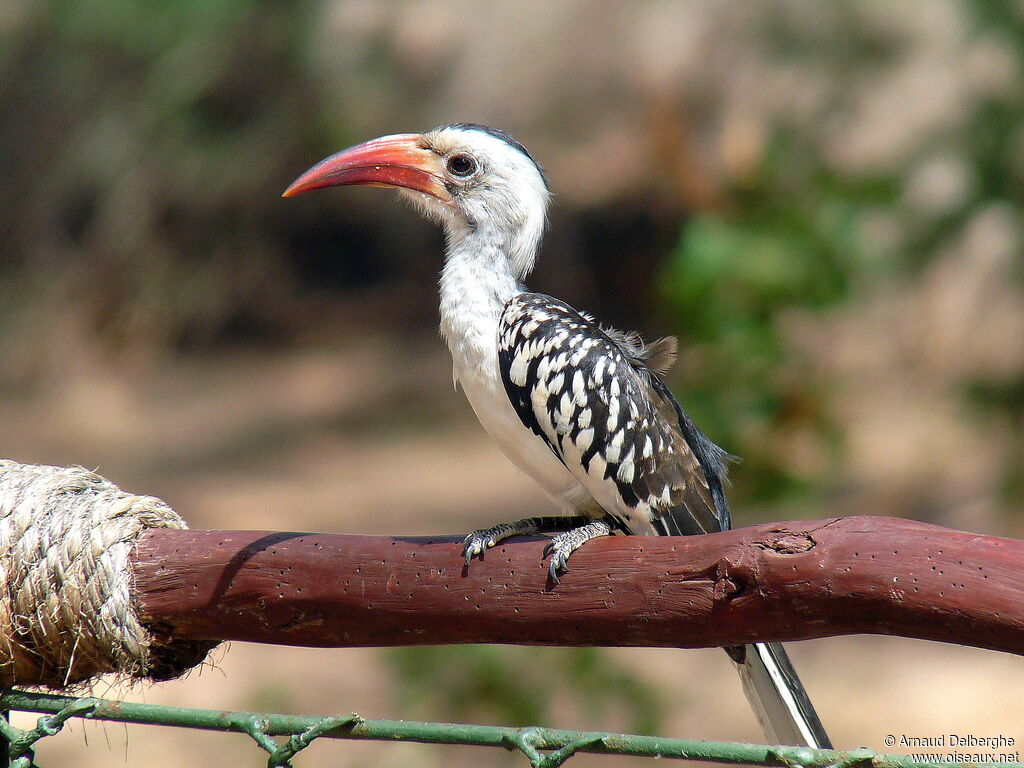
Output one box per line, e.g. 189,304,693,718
498,293,731,537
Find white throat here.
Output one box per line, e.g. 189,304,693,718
438,222,524,387
432,178,585,508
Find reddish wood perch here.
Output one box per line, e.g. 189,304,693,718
132,516,1024,655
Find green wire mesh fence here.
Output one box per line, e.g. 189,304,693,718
0,689,1018,768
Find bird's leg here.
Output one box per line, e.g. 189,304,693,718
463,515,591,566
544,517,615,582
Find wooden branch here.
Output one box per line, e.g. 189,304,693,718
132,516,1024,655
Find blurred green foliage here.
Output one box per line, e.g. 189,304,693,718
388,646,662,735
661,2,1024,515
660,134,896,507
2,0,322,362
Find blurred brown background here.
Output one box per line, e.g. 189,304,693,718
4,1,1024,765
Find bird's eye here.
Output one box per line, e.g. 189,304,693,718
446,154,477,177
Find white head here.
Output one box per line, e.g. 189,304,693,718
284,123,550,280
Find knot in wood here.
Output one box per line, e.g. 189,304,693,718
712,558,749,601
760,532,815,555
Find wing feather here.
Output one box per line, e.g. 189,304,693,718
498,293,731,535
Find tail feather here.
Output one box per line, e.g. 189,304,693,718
730,642,832,749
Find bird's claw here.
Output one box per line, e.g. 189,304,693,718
545,534,575,583
462,530,496,567
547,557,566,583
543,519,614,582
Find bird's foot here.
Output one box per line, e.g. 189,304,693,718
543,518,614,582
463,517,545,566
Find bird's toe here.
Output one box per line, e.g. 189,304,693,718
545,535,574,581
462,529,497,566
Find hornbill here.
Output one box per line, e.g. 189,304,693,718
284,123,832,749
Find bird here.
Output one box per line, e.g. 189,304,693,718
283,122,832,749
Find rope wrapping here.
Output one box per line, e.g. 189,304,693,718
0,460,217,688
